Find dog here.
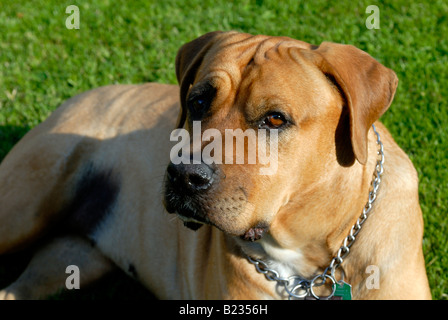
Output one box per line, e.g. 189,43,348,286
0,31,431,300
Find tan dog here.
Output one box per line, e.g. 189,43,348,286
0,31,431,300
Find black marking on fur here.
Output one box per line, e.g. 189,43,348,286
64,163,120,237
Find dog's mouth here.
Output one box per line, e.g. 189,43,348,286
165,194,269,241
175,206,209,231
164,191,208,231
163,174,268,241
175,209,269,241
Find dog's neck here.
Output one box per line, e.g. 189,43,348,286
236,149,378,282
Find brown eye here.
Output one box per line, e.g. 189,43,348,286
262,113,286,129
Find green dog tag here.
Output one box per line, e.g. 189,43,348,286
334,281,352,300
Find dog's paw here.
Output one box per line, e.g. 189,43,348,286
0,289,17,300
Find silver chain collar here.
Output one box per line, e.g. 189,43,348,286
247,124,385,300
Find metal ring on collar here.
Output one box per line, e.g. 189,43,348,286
309,274,336,300
285,276,309,300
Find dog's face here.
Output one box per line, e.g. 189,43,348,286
164,31,397,241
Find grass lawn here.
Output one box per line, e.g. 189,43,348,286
0,0,446,300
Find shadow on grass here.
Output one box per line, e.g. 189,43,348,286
0,124,31,161
0,125,32,290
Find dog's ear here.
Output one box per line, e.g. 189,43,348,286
175,31,223,128
309,42,398,165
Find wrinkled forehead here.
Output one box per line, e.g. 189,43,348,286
194,32,314,87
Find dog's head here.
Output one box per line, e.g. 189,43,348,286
163,31,397,241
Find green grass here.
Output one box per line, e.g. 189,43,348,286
0,0,446,300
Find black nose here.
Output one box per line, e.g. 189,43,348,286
166,162,215,192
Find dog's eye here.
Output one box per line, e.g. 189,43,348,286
187,96,210,119
192,98,206,112
260,112,287,129
187,83,216,119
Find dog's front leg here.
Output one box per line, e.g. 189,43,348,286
0,236,114,300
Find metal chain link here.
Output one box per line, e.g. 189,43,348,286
247,124,385,300
247,256,310,299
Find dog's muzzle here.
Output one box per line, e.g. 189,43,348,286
163,161,218,230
